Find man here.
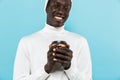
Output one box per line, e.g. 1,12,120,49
13,0,92,80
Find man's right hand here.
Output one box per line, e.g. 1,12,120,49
44,45,57,73
44,41,72,74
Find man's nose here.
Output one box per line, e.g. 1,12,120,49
57,10,64,16
57,5,65,12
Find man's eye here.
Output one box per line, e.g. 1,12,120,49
64,6,70,11
54,3,60,8
65,7,68,10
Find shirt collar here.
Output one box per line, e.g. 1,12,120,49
41,23,66,33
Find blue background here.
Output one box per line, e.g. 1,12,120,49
0,0,120,80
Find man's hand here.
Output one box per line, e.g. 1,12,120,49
44,45,57,73
44,41,73,73
53,47,73,70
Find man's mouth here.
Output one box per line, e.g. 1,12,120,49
54,16,64,22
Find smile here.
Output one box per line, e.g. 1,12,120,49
54,16,63,21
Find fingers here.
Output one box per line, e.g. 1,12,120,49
47,51,56,64
55,47,73,57
48,42,73,67
47,52,59,62
53,58,70,64
48,46,56,52
48,51,72,63
53,53,72,61
48,46,73,61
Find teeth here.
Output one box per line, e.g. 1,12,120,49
54,16,62,20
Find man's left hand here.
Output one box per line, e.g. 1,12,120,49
53,46,73,70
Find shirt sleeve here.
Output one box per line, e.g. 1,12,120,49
13,38,50,80
65,38,92,80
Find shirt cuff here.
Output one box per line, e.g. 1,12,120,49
29,67,50,80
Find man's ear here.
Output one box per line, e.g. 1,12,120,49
45,0,51,13
46,5,49,13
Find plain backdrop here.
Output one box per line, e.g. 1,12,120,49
0,0,120,80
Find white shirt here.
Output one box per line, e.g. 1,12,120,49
13,24,92,80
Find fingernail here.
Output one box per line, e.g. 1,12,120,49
53,48,56,51
53,53,55,56
53,58,57,61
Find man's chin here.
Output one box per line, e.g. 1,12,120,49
53,22,64,27
47,18,65,27
52,20,64,27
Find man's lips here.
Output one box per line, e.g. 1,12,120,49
54,15,65,22
54,16,63,21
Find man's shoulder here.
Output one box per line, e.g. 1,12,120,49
20,31,41,42
66,31,87,41
66,31,89,46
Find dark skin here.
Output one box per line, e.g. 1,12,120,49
46,0,72,27
44,0,73,73
45,41,73,73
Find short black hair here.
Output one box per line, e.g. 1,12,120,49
46,0,51,8
46,0,72,9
